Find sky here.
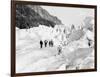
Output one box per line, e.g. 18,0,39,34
41,5,94,28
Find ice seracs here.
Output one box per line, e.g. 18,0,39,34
16,20,94,72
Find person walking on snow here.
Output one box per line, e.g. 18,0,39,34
57,45,62,55
44,40,48,47
40,40,43,48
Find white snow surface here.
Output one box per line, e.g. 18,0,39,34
16,24,94,73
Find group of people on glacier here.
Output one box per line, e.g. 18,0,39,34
39,40,54,48
39,22,94,56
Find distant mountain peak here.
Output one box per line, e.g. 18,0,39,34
16,4,62,29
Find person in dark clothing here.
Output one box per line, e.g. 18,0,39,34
40,40,43,48
44,40,48,47
50,40,53,47
87,37,92,47
49,40,53,47
49,41,51,47
57,45,62,55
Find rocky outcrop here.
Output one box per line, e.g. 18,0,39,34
16,4,62,29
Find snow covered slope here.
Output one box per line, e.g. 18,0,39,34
16,23,94,73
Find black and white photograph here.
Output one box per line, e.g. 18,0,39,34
12,1,97,76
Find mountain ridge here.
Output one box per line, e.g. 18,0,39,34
16,4,62,29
